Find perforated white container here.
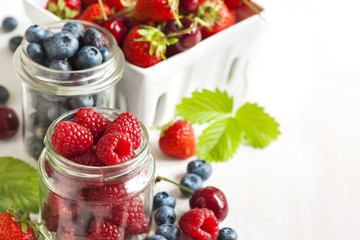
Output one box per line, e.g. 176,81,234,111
24,0,266,126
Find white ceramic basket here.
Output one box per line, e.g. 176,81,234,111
24,0,266,126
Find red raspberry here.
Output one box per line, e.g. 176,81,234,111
71,149,105,166
112,196,150,235
88,219,125,240
51,121,94,159
47,192,78,219
86,183,128,201
179,208,219,240
104,112,141,150
56,223,77,240
96,131,135,166
73,108,111,143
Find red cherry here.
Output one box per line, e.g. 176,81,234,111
0,106,19,139
189,186,228,221
164,18,201,57
100,15,128,46
179,0,199,14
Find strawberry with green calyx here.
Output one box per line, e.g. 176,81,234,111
0,209,43,240
77,2,111,23
46,0,81,19
123,25,178,68
133,0,179,23
196,0,236,39
158,119,196,159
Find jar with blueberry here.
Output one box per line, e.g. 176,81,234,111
13,20,124,160
38,107,155,239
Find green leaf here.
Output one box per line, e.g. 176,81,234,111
197,117,243,162
176,88,233,124
0,196,13,213
0,157,39,213
235,103,281,148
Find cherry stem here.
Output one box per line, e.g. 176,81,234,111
165,21,196,38
156,176,194,194
98,0,108,21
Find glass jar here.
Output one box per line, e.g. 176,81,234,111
13,20,125,160
38,107,155,240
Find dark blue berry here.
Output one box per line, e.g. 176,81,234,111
33,124,47,140
42,37,54,59
155,224,181,240
49,59,72,71
25,25,46,43
153,192,176,210
154,206,176,226
218,227,238,240
26,42,45,64
9,36,23,53
44,30,54,38
62,21,85,40
180,173,203,197
146,235,167,240
187,159,212,180
47,105,68,121
26,136,45,160
51,31,79,59
67,96,94,109
83,28,104,49
74,46,102,69
0,86,9,105
100,47,112,62
2,17,17,32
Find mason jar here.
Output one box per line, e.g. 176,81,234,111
37,107,155,240
13,20,124,160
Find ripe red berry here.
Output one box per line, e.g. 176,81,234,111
96,131,135,165
105,112,142,150
88,218,125,240
100,15,128,46
159,120,196,159
189,186,229,221
0,211,37,240
179,208,219,240
71,149,105,166
73,108,111,143
47,192,78,219
51,121,94,159
86,183,128,201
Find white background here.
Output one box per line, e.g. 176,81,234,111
1,0,360,239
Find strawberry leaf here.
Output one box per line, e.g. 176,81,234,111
0,157,39,213
235,103,281,148
0,196,13,213
176,88,233,124
197,117,243,162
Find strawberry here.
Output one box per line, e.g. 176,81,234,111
234,1,263,22
104,0,136,11
159,119,196,159
133,0,178,22
77,3,111,23
46,0,81,19
197,0,236,39
123,25,176,68
0,210,39,240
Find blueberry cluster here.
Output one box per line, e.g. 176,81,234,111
25,21,112,71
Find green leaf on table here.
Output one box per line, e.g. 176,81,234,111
197,117,243,162
176,88,233,124
0,157,39,213
235,102,281,148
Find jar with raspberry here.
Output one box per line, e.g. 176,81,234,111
37,107,154,239
13,20,125,160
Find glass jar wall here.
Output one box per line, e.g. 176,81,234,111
13,20,124,160
38,107,155,239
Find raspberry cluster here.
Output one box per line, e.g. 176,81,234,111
44,108,149,239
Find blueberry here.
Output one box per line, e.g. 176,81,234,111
49,59,72,71
218,227,238,240
42,37,54,59
47,105,68,121
0,86,9,105
25,25,46,43
154,206,176,226
67,96,94,109
180,173,203,197
74,46,102,69
83,28,104,49
26,136,45,160
62,21,85,39
155,224,181,240
50,31,79,59
33,124,48,140
2,17,17,32
44,30,54,38
153,192,176,210
187,159,212,180
9,36,23,53
26,42,45,64
100,47,112,62
146,235,168,240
